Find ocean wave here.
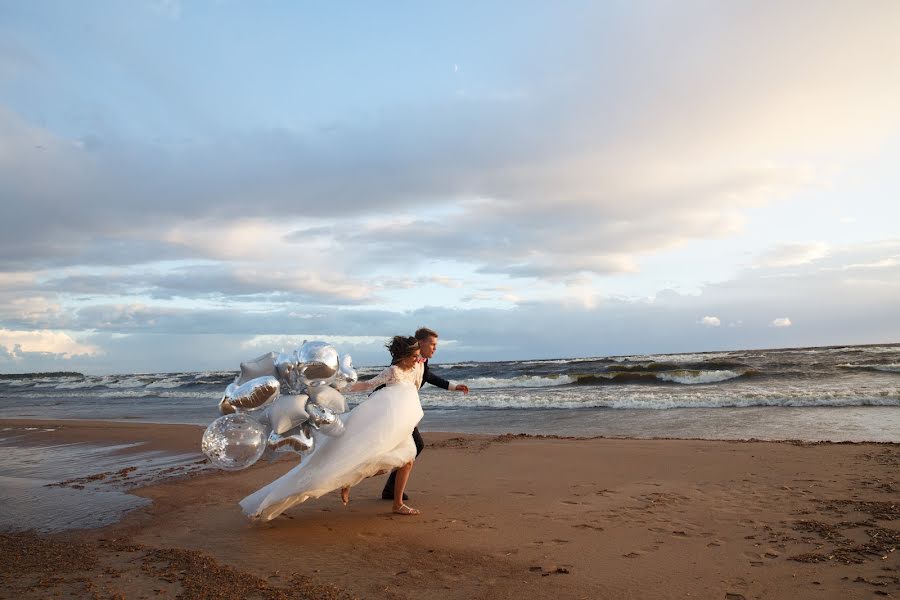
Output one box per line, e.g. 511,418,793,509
146,377,189,389
612,352,734,364
419,387,900,410
571,369,754,385
654,370,746,384
6,389,218,400
838,363,900,374
466,375,575,389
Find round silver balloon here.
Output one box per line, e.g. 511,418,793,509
305,401,337,428
297,341,339,384
308,384,349,414
238,351,278,385
339,353,355,373
201,413,268,471
229,376,280,411
269,393,310,435
219,382,238,415
268,427,315,454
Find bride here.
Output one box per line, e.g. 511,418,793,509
240,336,426,520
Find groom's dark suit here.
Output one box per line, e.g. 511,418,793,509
380,359,451,499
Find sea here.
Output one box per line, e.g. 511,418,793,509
2,343,899,443
2,343,898,532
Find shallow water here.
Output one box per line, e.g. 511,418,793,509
0,427,205,533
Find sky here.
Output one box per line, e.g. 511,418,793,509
1,0,899,374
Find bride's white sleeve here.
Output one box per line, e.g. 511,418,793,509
356,366,400,392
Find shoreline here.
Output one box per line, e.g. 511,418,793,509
2,419,899,598
3,416,900,446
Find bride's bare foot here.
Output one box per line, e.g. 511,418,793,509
341,487,350,506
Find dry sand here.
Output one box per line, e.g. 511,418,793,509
1,419,898,599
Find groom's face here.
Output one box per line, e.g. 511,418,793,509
418,335,438,359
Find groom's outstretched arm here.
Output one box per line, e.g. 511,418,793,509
424,365,469,394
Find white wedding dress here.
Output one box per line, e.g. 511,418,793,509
240,362,424,521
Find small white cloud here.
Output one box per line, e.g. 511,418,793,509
700,316,721,327
757,242,829,268
240,334,385,351
425,275,464,288
771,317,792,327
0,329,102,358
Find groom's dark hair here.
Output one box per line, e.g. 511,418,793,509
414,327,439,340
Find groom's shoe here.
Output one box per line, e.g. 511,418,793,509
381,491,409,501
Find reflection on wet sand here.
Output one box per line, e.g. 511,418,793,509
0,425,207,533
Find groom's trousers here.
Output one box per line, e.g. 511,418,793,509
381,427,424,499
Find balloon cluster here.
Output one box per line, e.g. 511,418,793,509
201,341,358,471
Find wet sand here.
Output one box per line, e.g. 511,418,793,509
1,419,898,599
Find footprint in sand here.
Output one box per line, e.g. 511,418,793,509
743,551,765,566
572,523,604,531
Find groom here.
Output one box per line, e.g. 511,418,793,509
381,326,469,500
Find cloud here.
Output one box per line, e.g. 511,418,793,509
756,242,829,268
240,334,386,352
2,4,900,373
771,318,792,328
5,1,899,280
0,329,102,358
700,316,721,327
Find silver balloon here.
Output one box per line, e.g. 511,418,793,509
229,376,280,411
269,393,309,435
340,353,356,375
219,382,238,415
306,401,337,428
268,426,315,454
332,353,359,391
297,341,339,385
308,384,349,414
256,404,273,429
238,351,278,385
275,350,302,393
201,413,268,470
306,402,345,437
319,415,345,438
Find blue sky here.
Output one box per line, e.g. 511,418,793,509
1,0,899,374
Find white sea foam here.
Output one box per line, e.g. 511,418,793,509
654,370,745,384
466,375,575,389
418,385,900,410
54,379,102,390
611,351,734,364
104,377,149,389
146,377,187,389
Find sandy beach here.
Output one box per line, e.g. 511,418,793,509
1,419,898,599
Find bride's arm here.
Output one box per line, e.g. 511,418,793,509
349,366,397,393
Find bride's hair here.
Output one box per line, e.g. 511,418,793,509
387,335,419,364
